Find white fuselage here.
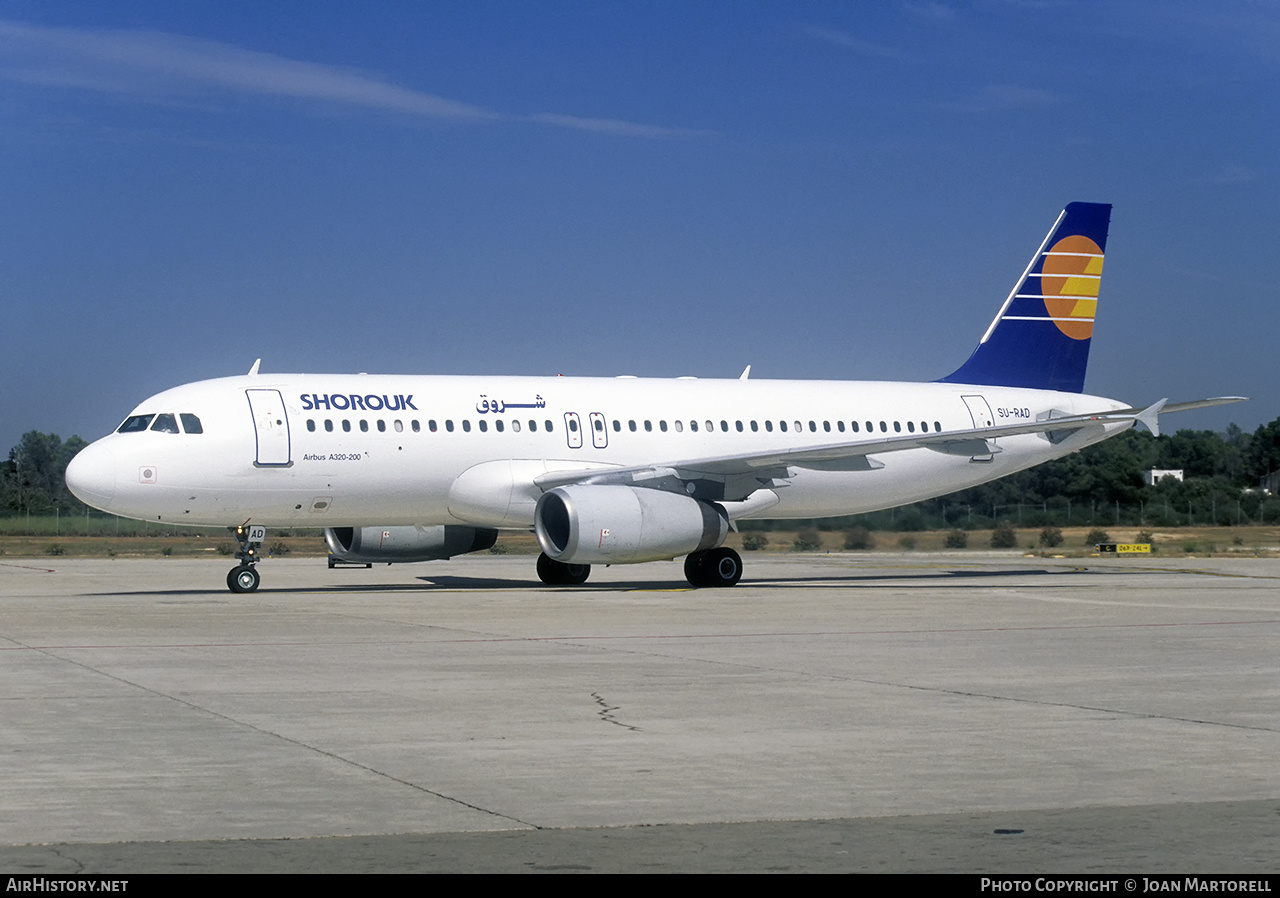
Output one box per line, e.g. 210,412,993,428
66,373,1129,529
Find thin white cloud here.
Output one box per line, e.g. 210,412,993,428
1205,165,1259,185
796,24,909,61
0,20,701,138
946,83,1063,112
528,113,715,140
0,20,496,120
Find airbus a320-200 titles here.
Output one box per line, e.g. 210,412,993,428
66,202,1244,592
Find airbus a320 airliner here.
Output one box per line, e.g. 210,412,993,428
66,203,1242,593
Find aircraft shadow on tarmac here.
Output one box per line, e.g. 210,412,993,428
85,564,1098,597
412,566,1090,591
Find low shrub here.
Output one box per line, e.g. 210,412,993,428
990,526,1017,549
792,529,823,552
843,527,874,550
1039,526,1063,547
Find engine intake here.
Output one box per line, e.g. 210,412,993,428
324,525,497,563
535,485,728,564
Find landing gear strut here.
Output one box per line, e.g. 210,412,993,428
227,522,265,593
536,553,591,586
684,547,743,588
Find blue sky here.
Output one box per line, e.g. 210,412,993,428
3,0,1276,453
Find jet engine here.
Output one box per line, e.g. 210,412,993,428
324,525,497,563
534,485,728,565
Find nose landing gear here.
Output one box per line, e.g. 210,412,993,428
227,522,265,593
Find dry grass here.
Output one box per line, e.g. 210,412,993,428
5,526,1276,559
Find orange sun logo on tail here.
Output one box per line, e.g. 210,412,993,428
1040,235,1103,340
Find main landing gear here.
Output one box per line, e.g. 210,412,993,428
227,523,265,593
535,547,744,588
684,547,743,588
536,553,591,586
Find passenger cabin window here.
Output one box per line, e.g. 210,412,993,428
117,415,154,433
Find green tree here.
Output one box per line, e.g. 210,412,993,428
4,431,88,514
1249,418,1280,484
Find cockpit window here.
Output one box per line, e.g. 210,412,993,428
180,413,203,434
150,413,180,434
117,414,154,433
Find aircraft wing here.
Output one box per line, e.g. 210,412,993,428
533,397,1247,500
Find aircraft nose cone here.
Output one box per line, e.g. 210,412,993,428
65,441,117,510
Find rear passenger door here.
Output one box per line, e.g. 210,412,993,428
588,412,608,449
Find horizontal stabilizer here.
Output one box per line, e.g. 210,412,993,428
1155,396,1249,414
1110,396,1248,438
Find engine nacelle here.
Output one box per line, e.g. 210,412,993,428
324,525,497,563
535,485,728,564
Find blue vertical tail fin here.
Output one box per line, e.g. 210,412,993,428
938,201,1112,393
